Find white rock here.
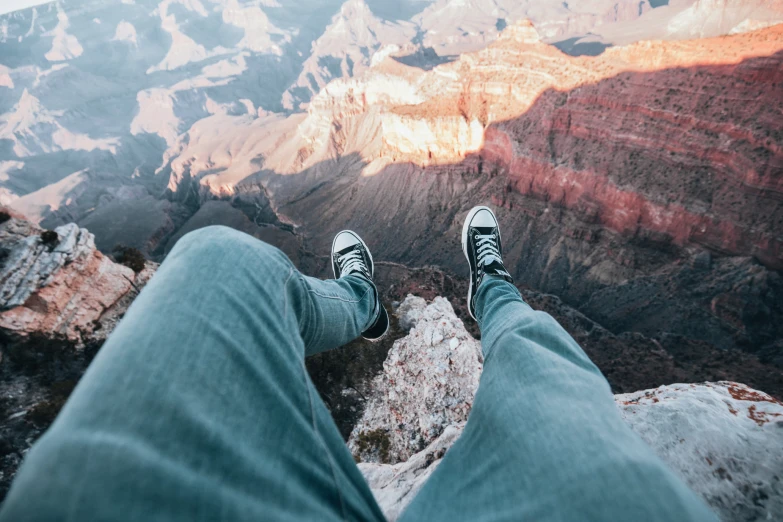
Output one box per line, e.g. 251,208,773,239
0,216,136,343
0,223,93,308
44,9,83,62
395,294,427,330
348,296,482,464
112,20,138,47
618,382,783,522
358,424,463,522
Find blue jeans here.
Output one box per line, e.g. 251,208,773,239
0,226,716,521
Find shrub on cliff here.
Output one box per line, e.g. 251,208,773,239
114,246,146,273
40,230,59,250
28,380,77,427
355,429,392,464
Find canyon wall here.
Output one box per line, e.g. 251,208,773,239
206,22,782,363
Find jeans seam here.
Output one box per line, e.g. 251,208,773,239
308,285,373,304
282,267,295,323
302,363,348,522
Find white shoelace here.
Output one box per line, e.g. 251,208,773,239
338,249,368,276
476,233,501,267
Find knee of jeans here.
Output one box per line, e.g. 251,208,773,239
173,225,287,271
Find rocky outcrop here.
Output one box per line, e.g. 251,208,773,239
0,210,136,344
358,424,464,522
616,382,783,522
356,296,783,522
348,297,482,463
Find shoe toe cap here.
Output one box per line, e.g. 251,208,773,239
470,208,498,228
333,231,362,252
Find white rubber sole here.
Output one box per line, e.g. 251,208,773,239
331,230,374,279
461,206,501,321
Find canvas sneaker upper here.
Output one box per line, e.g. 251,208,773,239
461,206,514,320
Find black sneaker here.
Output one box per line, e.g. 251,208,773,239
331,230,389,342
461,206,514,321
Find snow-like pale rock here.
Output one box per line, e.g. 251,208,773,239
0,90,119,157
0,187,19,206
132,55,247,147
32,63,68,88
358,424,464,522
201,53,248,78
281,0,417,110
0,64,13,88
0,160,24,182
381,112,485,164
112,20,138,46
9,170,88,224
730,18,781,35
220,0,288,54
131,88,180,146
617,383,783,522
354,296,783,522
44,8,83,61
394,295,427,331
146,20,210,73
665,0,783,39
0,222,94,309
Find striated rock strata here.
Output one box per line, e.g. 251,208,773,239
355,296,783,522
218,22,783,363
0,209,135,343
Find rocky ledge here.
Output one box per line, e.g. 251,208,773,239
0,207,147,345
353,296,783,522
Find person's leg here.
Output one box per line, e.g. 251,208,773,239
400,208,717,522
401,278,717,521
0,226,385,522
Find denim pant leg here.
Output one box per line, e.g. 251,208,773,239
400,277,718,522
0,226,385,522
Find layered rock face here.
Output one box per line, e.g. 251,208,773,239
355,296,783,522
219,22,781,366
0,209,136,343
376,21,783,269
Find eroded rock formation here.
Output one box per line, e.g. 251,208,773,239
228,22,782,365
348,297,482,463
0,208,136,343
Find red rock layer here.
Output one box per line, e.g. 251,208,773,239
398,23,783,269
